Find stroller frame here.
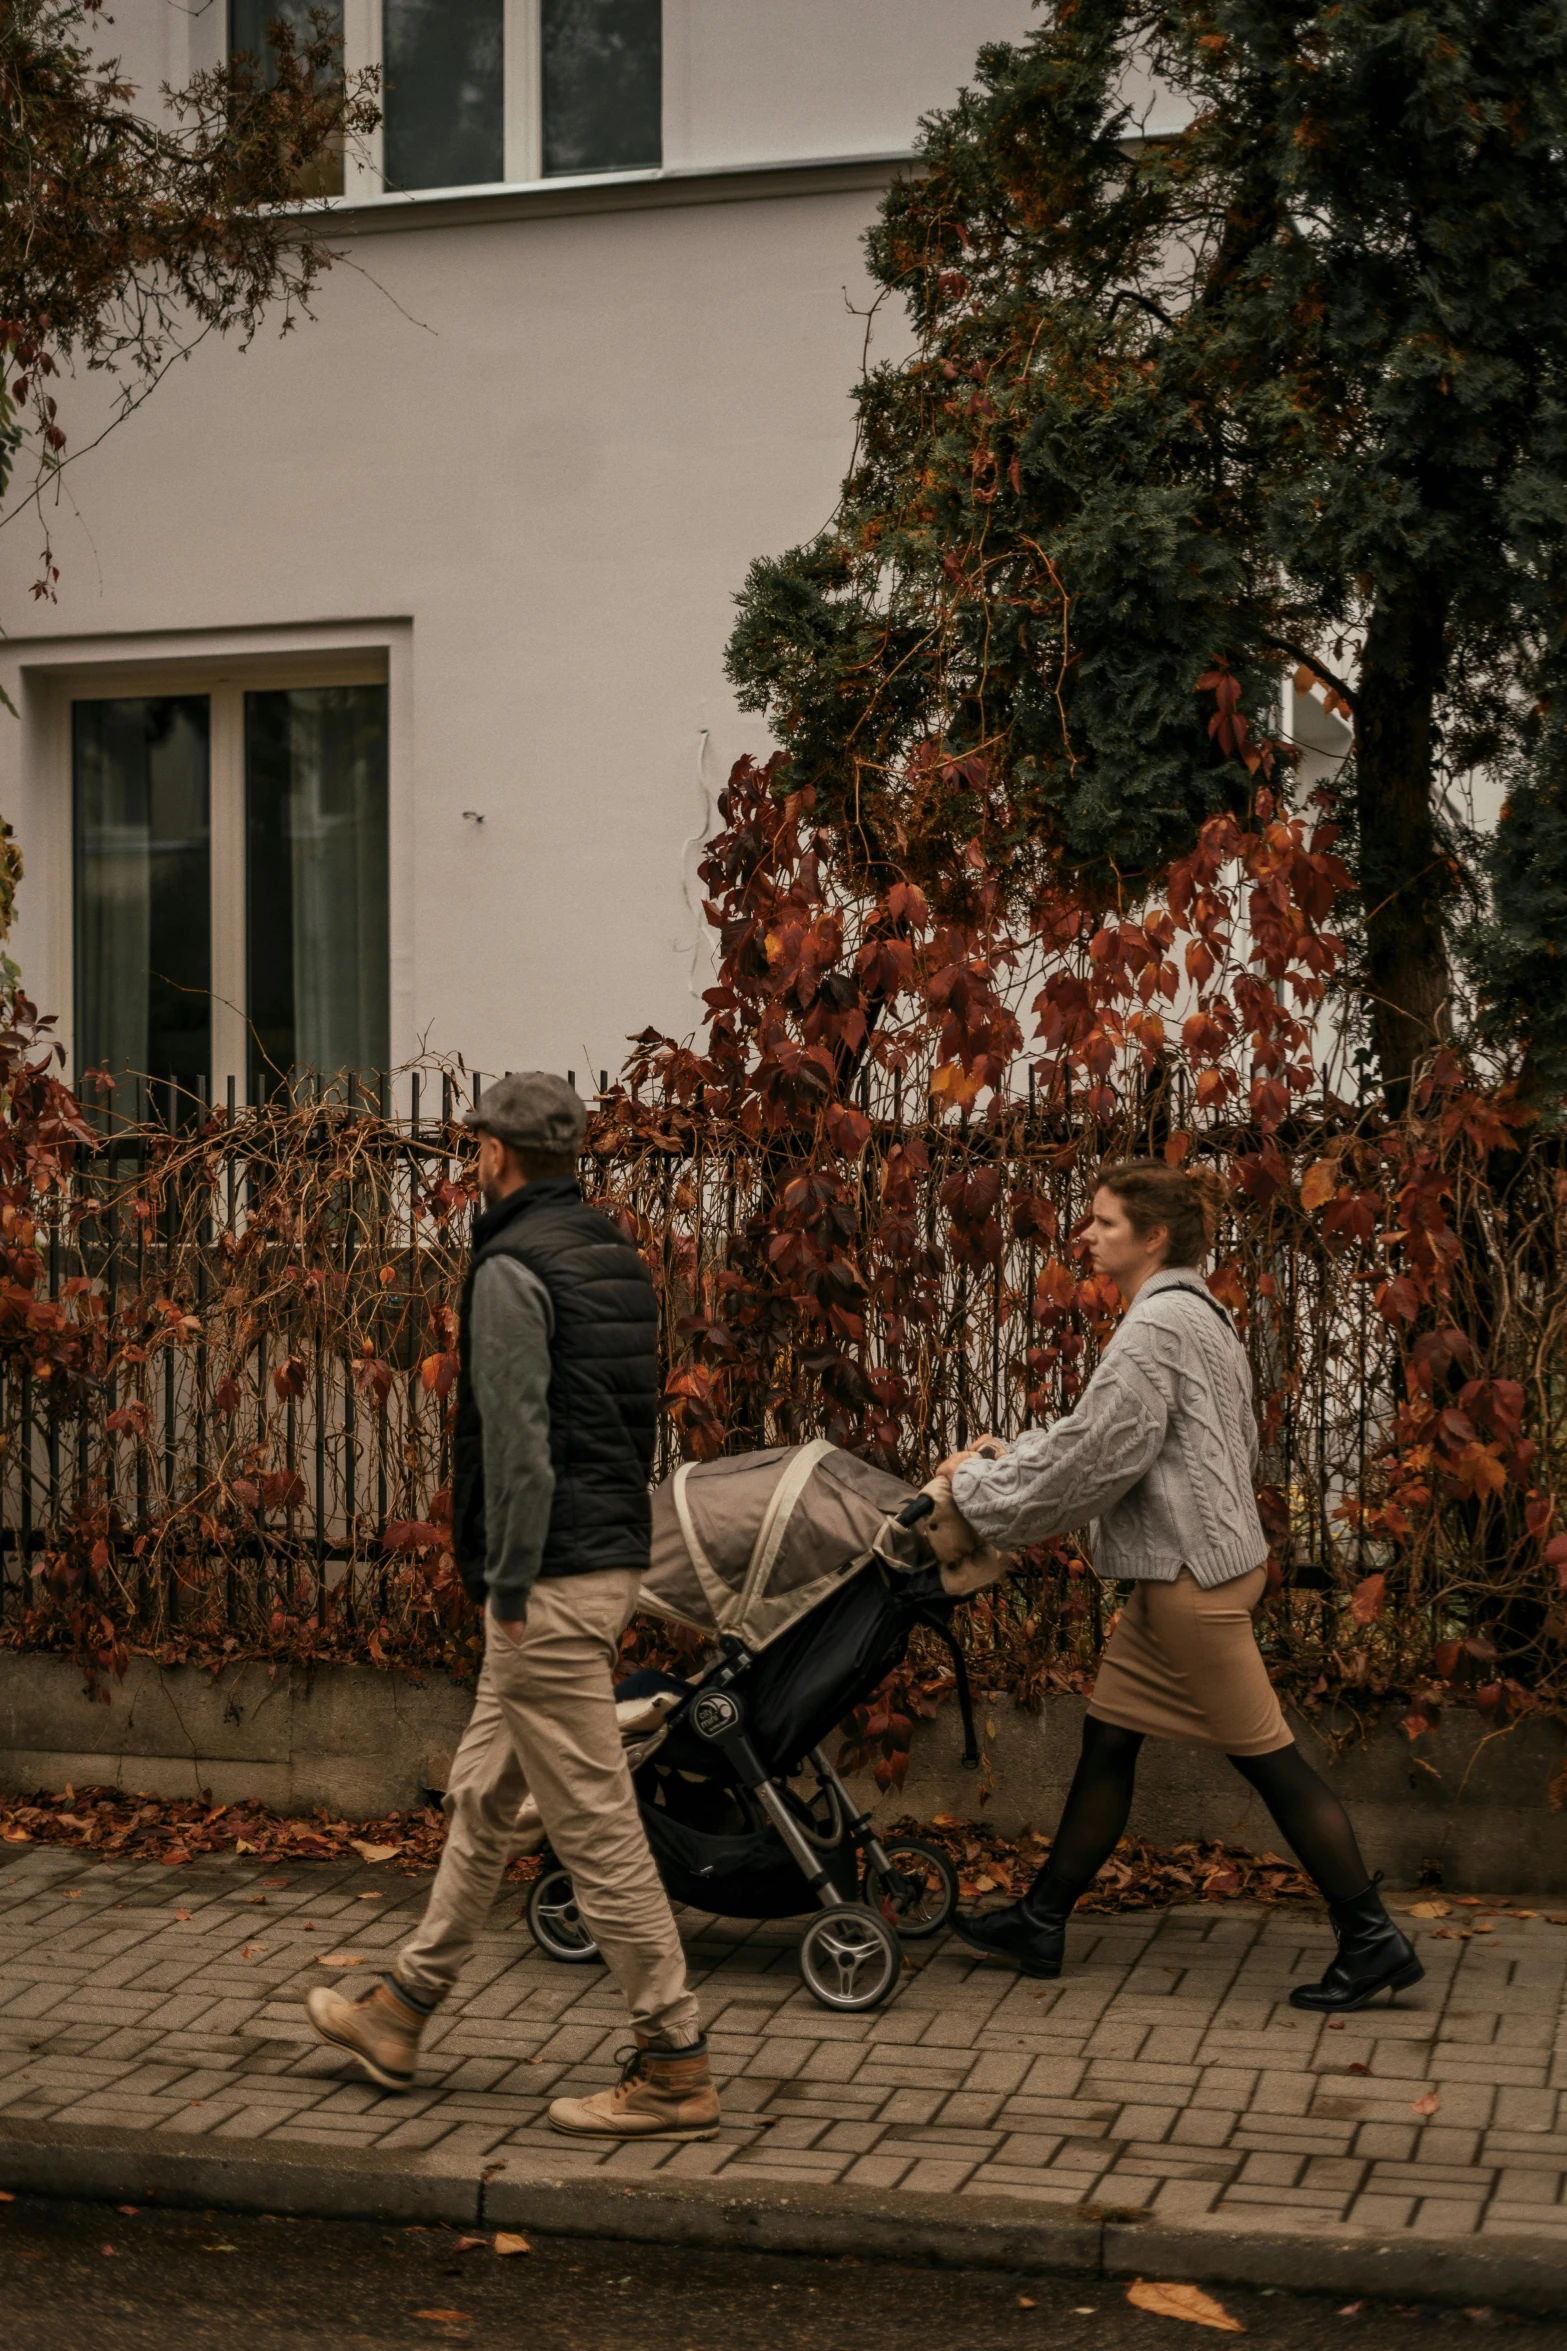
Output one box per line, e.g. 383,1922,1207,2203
526,1494,975,2010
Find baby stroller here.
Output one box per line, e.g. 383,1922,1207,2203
523,1439,987,2012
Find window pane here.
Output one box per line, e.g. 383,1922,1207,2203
384,0,503,190
542,0,661,178
228,1,345,197
246,686,389,1100
73,698,212,1100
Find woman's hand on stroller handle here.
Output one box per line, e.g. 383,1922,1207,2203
934,1432,1008,1480
895,1492,937,1531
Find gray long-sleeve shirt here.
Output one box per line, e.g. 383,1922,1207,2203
469,1255,555,1618
950,1268,1267,1587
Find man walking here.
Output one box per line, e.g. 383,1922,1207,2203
306,1071,719,2142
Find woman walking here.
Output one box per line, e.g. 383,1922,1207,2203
939,1160,1422,2015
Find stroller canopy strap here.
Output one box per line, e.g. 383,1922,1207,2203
738,1437,837,1623
643,1440,921,1651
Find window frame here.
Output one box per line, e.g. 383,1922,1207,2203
339,0,665,199
18,632,407,1102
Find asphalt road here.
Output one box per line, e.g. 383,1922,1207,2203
0,2198,1561,2351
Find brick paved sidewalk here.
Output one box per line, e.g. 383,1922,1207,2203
1,1845,1564,2254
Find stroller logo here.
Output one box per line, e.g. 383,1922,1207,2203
690,1690,742,1741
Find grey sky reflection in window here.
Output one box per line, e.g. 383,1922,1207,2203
543,0,661,178
73,697,212,1101
384,0,503,190
246,686,389,1101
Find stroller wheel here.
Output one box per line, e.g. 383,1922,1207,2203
525,1865,602,1964
797,1903,901,2012
861,1838,959,1939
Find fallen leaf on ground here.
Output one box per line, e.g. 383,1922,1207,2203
1546,1916,1567,1926
1407,1900,1449,1918
117,2205,138,2215
1018,2296,1037,2308
64,1889,81,1900
100,2244,115,2257
349,1841,399,1864
1338,2302,1364,2317
0,2190,14,2201
204,2242,238,2253
1513,1911,1537,1920
493,2232,530,2256
1346,2063,1372,2076
359,1892,384,1900
1127,2280,1244,2332
1412,2091,1440,2117
173,1909,192,1922
1431,1928,1470,1940
319,1953,365,1967
260,1877,292,1887
1326,2020,1345,2031
452,2236,484,2251
415,2311,472,2323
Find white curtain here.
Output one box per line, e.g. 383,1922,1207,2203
276,687,389,1087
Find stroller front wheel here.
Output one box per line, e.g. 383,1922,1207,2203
861,1837,959,1939
525,1864,603,1964
798,1902,901,2012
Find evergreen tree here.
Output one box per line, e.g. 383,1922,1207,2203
727,0,1567,1104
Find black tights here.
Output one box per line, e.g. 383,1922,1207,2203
1025,1716,1373,1914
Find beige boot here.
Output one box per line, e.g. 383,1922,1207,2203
548,2035,720,2141
306,1976,428,2091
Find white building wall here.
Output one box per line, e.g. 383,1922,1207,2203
0,0,1039,1092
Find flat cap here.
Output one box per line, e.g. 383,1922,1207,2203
464,1070,587,1156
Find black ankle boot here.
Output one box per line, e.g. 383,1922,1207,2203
950,1887,1072,1978
1288,1878,1425,2013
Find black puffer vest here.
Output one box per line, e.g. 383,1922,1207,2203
452,1176,658,1605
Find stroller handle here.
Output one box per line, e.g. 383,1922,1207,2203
896,1493,936,1531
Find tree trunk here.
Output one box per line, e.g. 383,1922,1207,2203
1355,591,1453,1108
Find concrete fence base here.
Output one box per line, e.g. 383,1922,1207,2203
0,1653,473,1820
1,1650,1563,1890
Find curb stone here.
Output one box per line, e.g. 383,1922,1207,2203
0,2120,1563,2314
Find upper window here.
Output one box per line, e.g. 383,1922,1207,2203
383,0,505,192
228,0,347,198
372,0,661,192
541,0,662,179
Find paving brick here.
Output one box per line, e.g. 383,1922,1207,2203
1170,2107,1236,2148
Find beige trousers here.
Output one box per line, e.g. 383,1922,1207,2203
394,1568,702,2045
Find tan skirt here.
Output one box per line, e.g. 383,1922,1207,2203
1087,1566,1290,1756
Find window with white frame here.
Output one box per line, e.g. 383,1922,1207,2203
70,676,389,1107
227,0,662,197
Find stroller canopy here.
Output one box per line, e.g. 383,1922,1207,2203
643,1439,919,1652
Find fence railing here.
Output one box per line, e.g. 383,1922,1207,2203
2,1064,1562,1705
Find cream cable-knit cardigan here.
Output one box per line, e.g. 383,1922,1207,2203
950,1268,1268,1586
